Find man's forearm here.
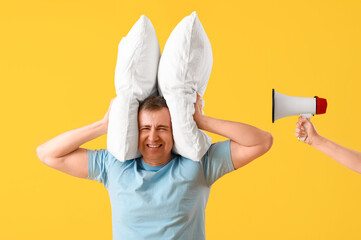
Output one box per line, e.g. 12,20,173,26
37,120,107,159
196,115,271,147
312,135,361,173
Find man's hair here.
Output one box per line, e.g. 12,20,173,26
138,95,168,112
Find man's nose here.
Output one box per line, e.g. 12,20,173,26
148,129,159,141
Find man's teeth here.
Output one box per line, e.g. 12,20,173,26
147,144,161,148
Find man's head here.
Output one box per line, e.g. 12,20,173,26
138,96,174,166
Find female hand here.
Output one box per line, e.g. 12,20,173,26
295,116,320,145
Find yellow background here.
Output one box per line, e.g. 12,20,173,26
1,0,361,239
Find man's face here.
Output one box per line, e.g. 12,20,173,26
138,107,174,164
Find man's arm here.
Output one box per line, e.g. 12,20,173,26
36,99,114,178
193,94,273,169
296,116,361,174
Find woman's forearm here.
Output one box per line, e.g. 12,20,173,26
37,120,107,159
312,135,361,174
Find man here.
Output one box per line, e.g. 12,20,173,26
296,116,361,174
37,94,273,239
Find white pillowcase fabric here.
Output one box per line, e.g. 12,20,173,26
107,15,160,162
158,11,213,162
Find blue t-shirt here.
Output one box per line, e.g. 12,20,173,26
87,140,234,240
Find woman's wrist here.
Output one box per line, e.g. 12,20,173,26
310,134,325,147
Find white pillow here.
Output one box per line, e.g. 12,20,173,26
107,15,160,162
158,11,213,162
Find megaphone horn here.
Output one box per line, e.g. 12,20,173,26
272,89,327,123
272,89,327,141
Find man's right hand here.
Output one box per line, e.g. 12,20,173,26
102,98,115,132
37,98,115,178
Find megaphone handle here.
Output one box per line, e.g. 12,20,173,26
298,113,312,142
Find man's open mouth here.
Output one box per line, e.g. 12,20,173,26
147,144,162,148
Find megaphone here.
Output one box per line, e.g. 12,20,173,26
272,89,327,141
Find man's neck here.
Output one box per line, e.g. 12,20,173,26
143,154,171,166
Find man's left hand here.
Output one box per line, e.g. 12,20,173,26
193,92,203,125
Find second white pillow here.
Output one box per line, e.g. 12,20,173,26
158,12,213,161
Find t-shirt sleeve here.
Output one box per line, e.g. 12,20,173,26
87,149,110,185
201,140,235,186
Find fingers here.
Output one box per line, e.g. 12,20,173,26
195,92,202,105
196,92,202,103
298,116,311,126
295,128,306,137
295,122,305,131
295,118,308,139
295,132,306,138
108,98,115,110
295,122,304,128
298,116,307,123
297,119,310,133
